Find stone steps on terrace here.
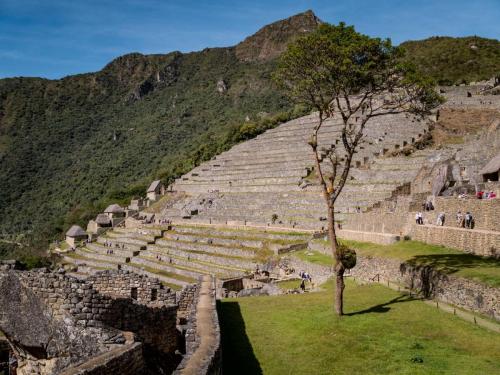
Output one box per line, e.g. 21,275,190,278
171,182,303,193
62,254,119,271
183,176,302,185
97,236,149,249
130,255,209,280
164,232,264,249
75,247,129,264
187,171,307,182
170,224,312,242
86,242,140,257
112,227,164,237
105,230,157,243
141,248,252,275
121,264,191,288
170,216,330,230
155,238,257,259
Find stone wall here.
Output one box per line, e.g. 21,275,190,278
87,270,176,305
59,343,145,375
411,224,499,257
427,197,500,232
287,257,332,285
0,269,180,375
293,243,498,320
338,229,400,245
348,254,499,320
176,284,198,325
174,276,221,375
342,212,409,235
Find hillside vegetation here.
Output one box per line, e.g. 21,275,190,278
0,11,319,258
0,10,498,259
401,36,500,85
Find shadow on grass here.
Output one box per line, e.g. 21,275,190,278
217,301,263,375
405,253,499,275
345,295,417,316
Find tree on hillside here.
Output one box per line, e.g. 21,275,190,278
274,22,441,316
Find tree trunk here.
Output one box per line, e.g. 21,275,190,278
334,259,345,316
327,203,344,316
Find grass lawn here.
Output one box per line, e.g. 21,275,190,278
308,239,500,288
292,249,333,267
276,279,303,291
218,280,500,375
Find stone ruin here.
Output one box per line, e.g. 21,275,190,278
0,268,221,375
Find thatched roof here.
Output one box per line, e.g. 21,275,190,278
95,214,111,225
479,153,500,175
147,180,163,193
104,204,124,214
66,225,87,237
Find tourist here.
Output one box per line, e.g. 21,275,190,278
456,211,464,228
415,212,423,225
476,191,484,199
465,212,474,229
436,212,445,226
489,191,497,199
300,279,306,292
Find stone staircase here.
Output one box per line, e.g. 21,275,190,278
159,111,431,229
63,224,312,289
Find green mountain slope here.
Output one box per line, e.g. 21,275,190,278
0,11,319,257
0,10,498,259
401,36,500,85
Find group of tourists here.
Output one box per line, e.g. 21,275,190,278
416,210,475,229
155,254,173,263
157,218,172,225
103,240,125,250
458,190,497,199
476,191,497,199
415,212,424,225
456,211,475,229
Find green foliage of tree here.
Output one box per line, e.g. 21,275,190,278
274,22,441,315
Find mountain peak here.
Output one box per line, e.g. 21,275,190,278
235,10,321,62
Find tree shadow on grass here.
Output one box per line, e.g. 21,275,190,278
404,253,499,275
217,301,263,375
345,295,417,316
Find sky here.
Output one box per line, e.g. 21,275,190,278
0,0,499,79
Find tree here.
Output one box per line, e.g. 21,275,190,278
274,22,441,315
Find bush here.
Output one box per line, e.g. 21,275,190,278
338,244,357,269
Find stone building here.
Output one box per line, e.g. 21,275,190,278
147,180,165,201
104,204,126,226
480,153,500,182
65,225,87,247
128,197,146,211
87,213,112,235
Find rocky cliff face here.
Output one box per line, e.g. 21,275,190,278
235,10,321,61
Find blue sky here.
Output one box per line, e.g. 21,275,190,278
1,0,498,79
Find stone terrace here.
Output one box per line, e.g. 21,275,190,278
161,111,431,230
63,224,312,289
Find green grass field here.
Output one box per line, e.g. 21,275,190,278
218,280,500,375
304,239,500,287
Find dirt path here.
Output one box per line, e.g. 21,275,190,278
181,275,218,374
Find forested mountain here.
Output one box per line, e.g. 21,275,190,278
0,11,319,258
401,36,500,85
0,10,498,259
